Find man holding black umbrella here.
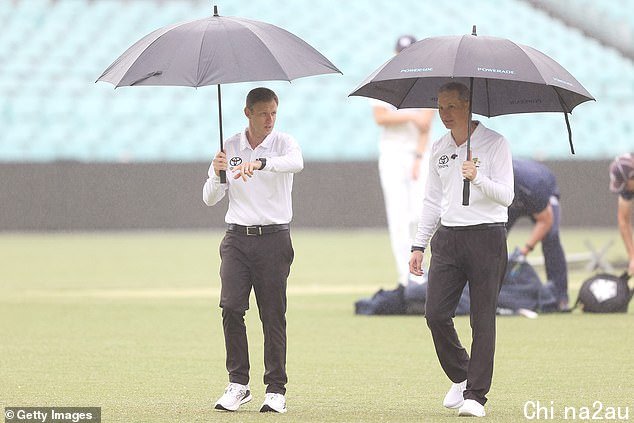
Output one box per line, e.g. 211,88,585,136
203,87,303,414
409,82,514,417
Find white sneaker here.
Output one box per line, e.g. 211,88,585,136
458,399,486,417
214,383,252,411
259,393,287,413
443,380,467,409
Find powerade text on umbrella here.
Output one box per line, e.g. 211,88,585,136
97,5,341,182
350,26,594,205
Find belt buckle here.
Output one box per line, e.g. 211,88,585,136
246,226,262,236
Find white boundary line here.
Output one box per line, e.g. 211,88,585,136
17,285,376,299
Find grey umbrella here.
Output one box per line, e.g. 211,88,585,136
350,26,594,204
97,5,341,182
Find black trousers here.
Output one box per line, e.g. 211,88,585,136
425,225,507,405
219,229,294,395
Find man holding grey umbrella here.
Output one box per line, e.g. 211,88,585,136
409,82,514,417
204,87,303,414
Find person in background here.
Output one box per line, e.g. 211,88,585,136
409,82,514,418
609,153,634,275
507,158,569,310
203,87,303,414
372,35,435,286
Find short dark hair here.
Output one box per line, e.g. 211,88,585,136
438,82,470,102
246,87,278,109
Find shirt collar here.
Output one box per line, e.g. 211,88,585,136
240,128,274,152
452,120,482,149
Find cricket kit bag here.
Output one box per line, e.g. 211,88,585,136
497,249,559,313
354,250,557,316
354,284,406,315
403,280,471,316
402,250,556,316
575,272,633,313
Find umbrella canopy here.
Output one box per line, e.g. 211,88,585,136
97,7,341,87
350,30,593,117
350,26,594,204
97,6,341,182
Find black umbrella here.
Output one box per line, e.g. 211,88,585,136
98,5,341,182
350,26,594,205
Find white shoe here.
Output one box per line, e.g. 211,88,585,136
458,399,486,417
214,383,252,411
443,380,467,409
260,393,287,413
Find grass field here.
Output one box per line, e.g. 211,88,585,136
1,228,632,423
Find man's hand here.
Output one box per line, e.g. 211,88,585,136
232,160,263,181
462,160,477,181
409,250,425,276
212,151,227,176
519,245,532,256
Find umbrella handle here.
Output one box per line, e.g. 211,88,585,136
217,84,227,184
462,76,474,206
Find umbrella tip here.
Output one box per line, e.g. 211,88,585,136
472,25,477,36
213,5,219,16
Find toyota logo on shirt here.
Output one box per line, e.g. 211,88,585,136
229,157,242,166
438,155,451,168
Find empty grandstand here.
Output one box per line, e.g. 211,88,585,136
0,0,632,162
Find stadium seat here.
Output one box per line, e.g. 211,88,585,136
0,0,631,162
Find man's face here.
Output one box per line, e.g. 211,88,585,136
245,100,277,139
437,90,470,130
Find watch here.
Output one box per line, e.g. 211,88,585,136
257,157,267,170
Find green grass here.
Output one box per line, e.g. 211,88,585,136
0,229,632,422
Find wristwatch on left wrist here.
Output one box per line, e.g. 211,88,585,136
257,157,267,170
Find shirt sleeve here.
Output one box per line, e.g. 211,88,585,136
264,135,304,173
471,138,514,207
413,149,442,249
202,162,228,206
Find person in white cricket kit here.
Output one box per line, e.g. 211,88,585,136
372,35,435,286
409,82,514,418
203,87,303,414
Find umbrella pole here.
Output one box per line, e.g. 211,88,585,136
217,84,227,183
462,77,474,206
554,90,575,154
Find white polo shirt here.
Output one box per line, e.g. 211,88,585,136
203,129,304,225
413,122,514,249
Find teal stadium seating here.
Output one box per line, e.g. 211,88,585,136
0,0,632,162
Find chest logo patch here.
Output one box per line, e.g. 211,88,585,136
229,157,242,166
438,155,450,168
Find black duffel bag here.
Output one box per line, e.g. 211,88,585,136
575,272,633,313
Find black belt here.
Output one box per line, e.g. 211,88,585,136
227,223,290,236
441,223,506,231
